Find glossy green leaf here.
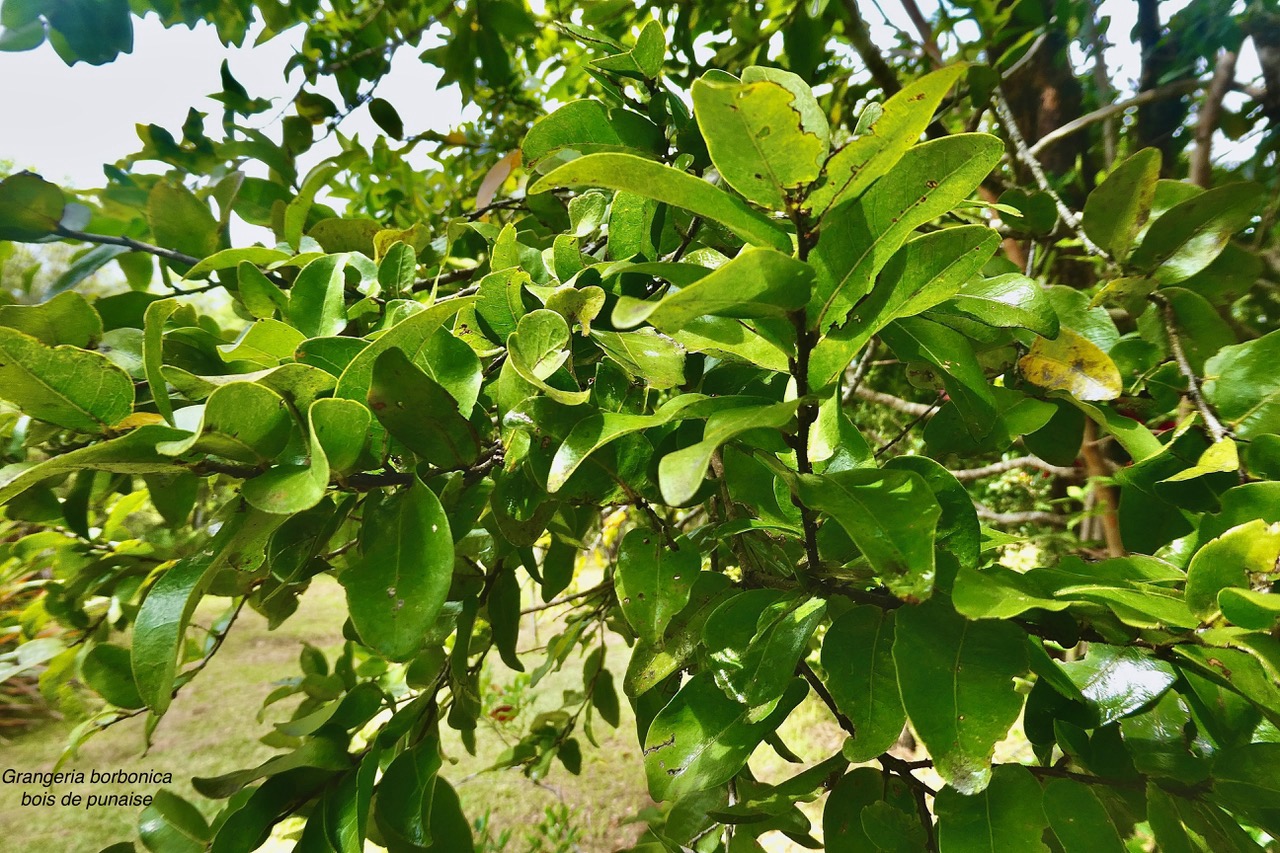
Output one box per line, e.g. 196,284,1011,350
806,64,968,218
1042,779,1125,852
0,290,101,347
691,75,827,209
82,643,145,709
642,673,807,801
625,571,733,697
133,504,284,713
1218,588,1280,630
339,477,454,661
287,254,349,338
505,309,590,405
659,401,798,505
310,397,370,476
614,529,699,644
0,326,134,432
236,262,289,319
1082,148,1160,261
935,765,1048,851
139,789,210,853
810,226,999,388
894,600,1028,793
1060,644,1176,725
704,590,826,707
1129,182,1264,283
241,399,331,514
940,273,1059,337
1185,520,1280,619
148,180,219,265
1203,330,1280,437
821,605,905,762
880,317,996,437
530,153,792,252
796,467,941,601
368,348,480,468
810,133,1004,331
0,172,65,240
613,247,812,331
824,767,918,853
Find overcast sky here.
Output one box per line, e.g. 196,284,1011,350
0,0,1260,191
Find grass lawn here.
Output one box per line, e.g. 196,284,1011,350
0,576,855,852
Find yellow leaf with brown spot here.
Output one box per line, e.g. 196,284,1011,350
1018,328,1122,401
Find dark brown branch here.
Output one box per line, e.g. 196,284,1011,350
54,226,201,268
838,0,902,95
898,0,942,66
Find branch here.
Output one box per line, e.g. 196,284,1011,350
1027,79,1202,159
898,0,942,66
838,0,902,95
847,385,936,417
990,86,1109,260
54,226,201,268
521,583,611,615
950,456,1079,481
1190,50,1238,188
1153,294,1228,443
974,504,1067,526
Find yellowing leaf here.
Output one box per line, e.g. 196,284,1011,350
1018,329,1122,401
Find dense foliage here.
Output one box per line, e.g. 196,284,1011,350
2,0,1280,850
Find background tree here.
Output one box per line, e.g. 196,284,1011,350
1,0,1280,851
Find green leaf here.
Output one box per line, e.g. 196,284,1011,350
522,99,660,165
236,262,290,319
339,477,454,661
625,572,734,697
0,326,134,432
530,153,792,252
823,767,918,853
1059,644,1176,725
590,18,665,79
1185,520,1280,619
894,599,1028,793
0,424,187,507
476,267,532,343
139,789,211,853
0,172,66,241
374,740,441,849
157,382,293,464
642,673,807,801
1018,329,1122,401
1129,182,1264,283
671,315,791,373
1042,779,1125,852
614,529,699,644
1218,588,1280,631
143,298,180,425
0,290,101,348
809,226,999,388
796,467,942,601
506,309,590,405
691,75,827,209
805,64,968,217
194,734,350,799
590,328,685,391
822,606,905,762
181,247,292,281
287,254,349,338
810,133,1004,331
133,504,284,713
935,765,1049,851
148,180,219,265
1203,330,1280,438
310,397,370,476
1082,148,1161,261
368,97,404,139
82,643,145,709
368,348,479,469
613,247,812,331
240,399,332,514
659,401,798,505
879,317,996,437
704,590,826,707
940,273,1059,337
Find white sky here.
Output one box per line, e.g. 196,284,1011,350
0,0,1263,191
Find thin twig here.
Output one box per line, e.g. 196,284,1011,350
520,583,611,615
875,394,944,458
54,226,201,267
1027,79,1202,159
1153,294,1228,443
849,385,935,417
950,456,1079,481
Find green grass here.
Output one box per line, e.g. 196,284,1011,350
0,576,854,852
